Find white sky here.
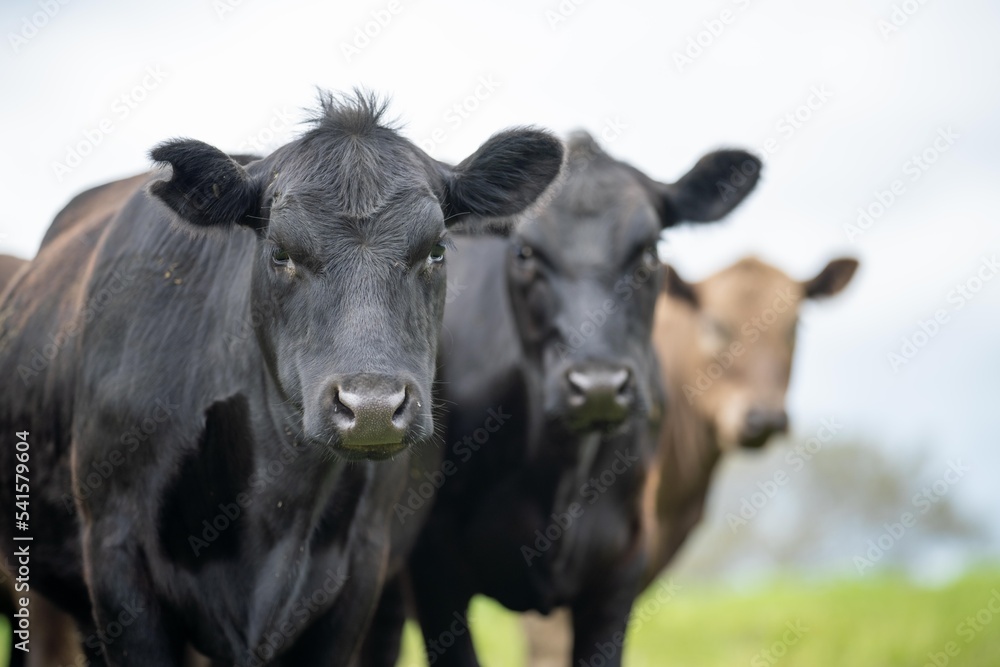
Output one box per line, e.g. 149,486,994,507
2,0,999,552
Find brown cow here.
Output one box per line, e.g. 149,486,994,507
0,255,26,292
1,253,82,667
523,255,858,666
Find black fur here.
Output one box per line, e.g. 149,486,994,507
0,91,563,666
363,132,761,667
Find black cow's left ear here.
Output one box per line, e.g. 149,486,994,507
656,150,762,227
149,139,263,231
442,128,564,225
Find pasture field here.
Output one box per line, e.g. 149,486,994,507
2,571,998,666
396,570,1000,667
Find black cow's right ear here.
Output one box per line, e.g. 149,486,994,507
149,139,263,231
663,264,698,307
442,128,565,225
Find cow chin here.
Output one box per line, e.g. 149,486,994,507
327,438,412,462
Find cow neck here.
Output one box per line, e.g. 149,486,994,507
249,348,347,530
640,370,721,579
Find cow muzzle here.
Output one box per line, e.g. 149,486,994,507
562,362,635,430
321,373,419,459
739,407,789,449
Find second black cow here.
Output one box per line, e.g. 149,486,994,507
369,132,761,666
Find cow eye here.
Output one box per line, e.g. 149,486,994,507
516,244,534,262
427,243,446,265
642,244,659,269
271,247,292,267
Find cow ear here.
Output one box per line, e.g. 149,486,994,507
149,139,263,231
656,150,761,227
803,258,859,299
442,128,564,226
663,264,698,307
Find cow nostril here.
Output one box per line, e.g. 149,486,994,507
391,386,410,425
773,411,789,433
610,368,631,398
745,408,789,439
331,389,357,425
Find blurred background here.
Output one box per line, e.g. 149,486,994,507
1,0,998,664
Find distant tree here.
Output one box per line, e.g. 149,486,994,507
670,435,988,581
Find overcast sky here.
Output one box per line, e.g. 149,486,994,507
2,0,998,562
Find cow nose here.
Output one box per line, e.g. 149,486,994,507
565,364,634,426
327,374,415,450
741,408,789,448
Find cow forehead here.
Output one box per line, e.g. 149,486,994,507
518,165,659,267
700,260,803,321
520,208,659,272
268,191,443,260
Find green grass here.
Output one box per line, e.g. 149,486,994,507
398,571,1000,666
3,572,999,666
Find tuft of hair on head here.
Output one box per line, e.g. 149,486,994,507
303,88,396,138
564,129,611,169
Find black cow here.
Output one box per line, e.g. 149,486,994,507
366,131,761,667
0,92,563,666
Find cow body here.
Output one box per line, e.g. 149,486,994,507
0,93,563,666
641,257,858,581
363,132,761,667
523,256,859,665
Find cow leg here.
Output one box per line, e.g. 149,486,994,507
82,519,182,666
27,593,84,667
522,608,573,667
356,575,406,667
80,630,108,667
570,570,641,667
410,573,479,667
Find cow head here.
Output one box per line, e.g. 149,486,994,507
658,257,858,450
150,92,563,460
506,131,760,434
